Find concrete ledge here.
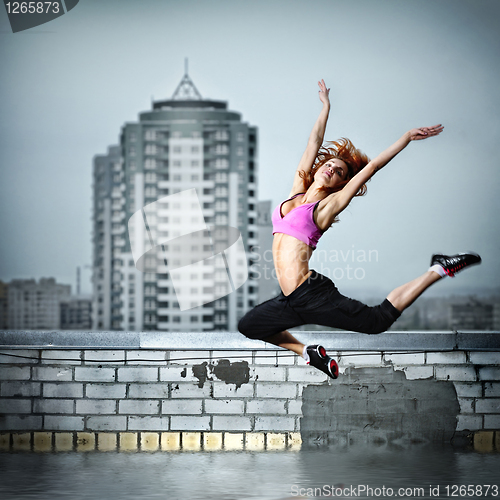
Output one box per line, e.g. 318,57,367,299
1,330,500,351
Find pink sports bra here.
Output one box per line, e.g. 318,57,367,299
271,193,324,249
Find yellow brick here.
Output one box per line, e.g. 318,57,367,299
119,432,138,452
12,433,31,452
203,432,223,451
141,433,159,452
245,432,265,451
267,433,286,450
182,432,201,451
224,433,244,451
474,431,494,453
77,432,95,452
287,432,302,451
55,433,74,452
161,432,180,451
97,433,117,452
0,434,10,452
33,432,52,452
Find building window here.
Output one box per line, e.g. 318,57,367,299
191,146,199,154
173,146,181,154
173,161,181,168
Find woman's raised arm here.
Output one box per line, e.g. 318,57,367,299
289,80,331,196
323,124,444,221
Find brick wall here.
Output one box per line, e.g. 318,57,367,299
0,347,499,444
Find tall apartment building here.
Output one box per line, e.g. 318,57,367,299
92,71,259,332
7,278,71,330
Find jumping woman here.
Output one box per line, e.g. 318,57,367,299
238,79,481,379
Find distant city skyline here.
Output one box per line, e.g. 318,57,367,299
1,0,499,301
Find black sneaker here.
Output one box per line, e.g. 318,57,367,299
306,345,338,379
431,252,482,277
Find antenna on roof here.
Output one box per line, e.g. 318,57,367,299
171,57,202,100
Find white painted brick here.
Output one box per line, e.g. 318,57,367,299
0,350,40,364
170,416,210,431
287,366,328,383
339,352,383,367
212,416,252,431
126,350,166,365
454,382,482,398
458,398,474,413
86,416,127,431
161,399,203,415
0,399,31,413
287,400,303,415
212,382,253,398
204,399,244,414
75,367,116,382
32,367,72,381
170,383,212,399
479,367,500,381
427,352,467,364
160,366,198,383
484,415,500,429
128,384,170,399
45,416,84,431
210,350,253,363
254,416,295,432
76,399,117,415
128,416,170,431
469,352,500,365
41,350,82,365
256,383,297,399
251,366,286,382
119,400,160,415
456,414,483,431
1,382,41,397
0,367,30,380
43,383,83,398
34,399,74,414
475,399,500,413
169,351,208,364
384,353,425,365
86,384,127,399
0,415,42,431
117,367,158,382
253,350,296,365
485,383,500,398
435,366,477,382
246,399,287,415
395,366,433,380
84,350,125,364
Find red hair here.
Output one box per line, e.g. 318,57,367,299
299,138,370,222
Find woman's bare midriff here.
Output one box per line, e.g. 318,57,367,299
272,233,314,296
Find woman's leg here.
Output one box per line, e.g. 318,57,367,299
386,270,442,312
263,330,305,355
386,251,482,312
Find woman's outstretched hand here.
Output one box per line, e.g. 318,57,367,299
408,124,444,141
318,79,330,106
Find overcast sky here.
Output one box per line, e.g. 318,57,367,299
1,0,499,298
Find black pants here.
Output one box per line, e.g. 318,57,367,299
238,270,401,340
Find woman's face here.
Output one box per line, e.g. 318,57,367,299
315,159,348,187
